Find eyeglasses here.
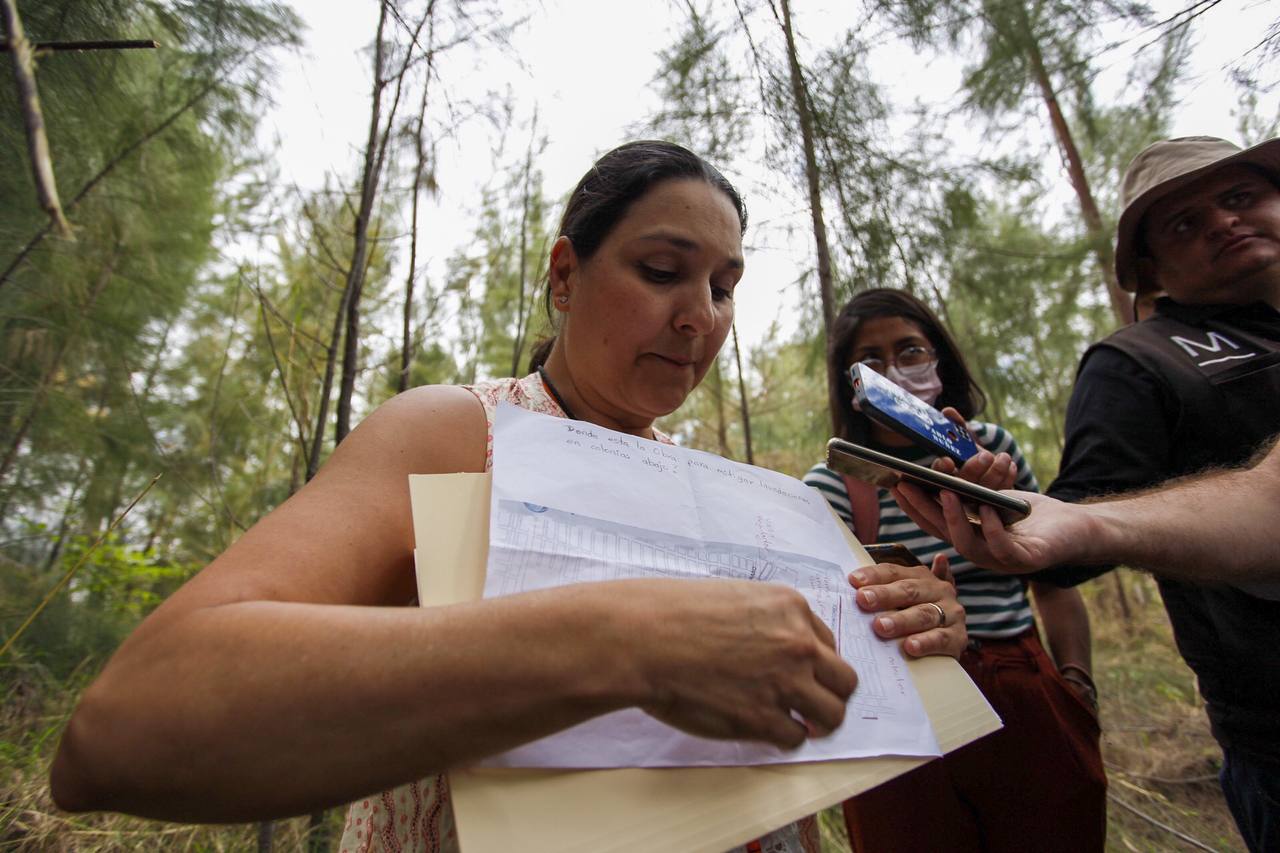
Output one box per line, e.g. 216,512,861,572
853,345,937,376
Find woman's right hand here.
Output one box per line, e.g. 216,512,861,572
620,578,857,750
933,406,1017,489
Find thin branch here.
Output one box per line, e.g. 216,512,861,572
204,279,247,535
0,58,244,291
731,322,754,465
1106,793,1217,852
2,0,72,237
251,277,313,470
252,280,330,348
731,0,772,112
1,38,158,52
399,1,438,393
295,189,352,277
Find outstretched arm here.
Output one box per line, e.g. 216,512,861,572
892,437,1280,585
52,387,856,822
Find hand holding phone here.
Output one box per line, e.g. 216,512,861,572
827,438,1031,525
851,363,979,464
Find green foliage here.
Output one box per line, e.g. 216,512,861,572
663,325,830,478
1074,27,1191,229
882,0,1153,121
1,1,304,679
1,526,194,675
0,3,1256,847
1234,85,1280,147
447,109,555,382
645,3,754,164
940,198,1110,479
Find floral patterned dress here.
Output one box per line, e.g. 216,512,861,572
338,374,819,853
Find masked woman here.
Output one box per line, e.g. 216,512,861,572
51,144,967,853
803,288,1106,853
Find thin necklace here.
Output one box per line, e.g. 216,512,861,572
537,366,578,420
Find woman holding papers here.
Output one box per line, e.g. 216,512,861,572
803,288,1106,853
51,142,964,853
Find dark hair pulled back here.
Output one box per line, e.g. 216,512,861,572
536,140,747,333
827,288,987,444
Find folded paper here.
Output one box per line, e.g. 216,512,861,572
410,472,1000,853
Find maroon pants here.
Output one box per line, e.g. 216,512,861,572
843,630,1107,853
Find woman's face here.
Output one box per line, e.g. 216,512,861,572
553,178,744,427
846,315,934,379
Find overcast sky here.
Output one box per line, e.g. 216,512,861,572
260,0,1279,354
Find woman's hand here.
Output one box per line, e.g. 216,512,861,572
848,555,967,658
932,407,1016,490
629,579,858,749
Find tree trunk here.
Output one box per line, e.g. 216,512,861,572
318,6,428,845
777,0,840,431
41,456,90,571
511,112,537,378
1,0,71,236
335,2,390,444
1017,3,1131,326
399,7,437,393
336,0,424,441
399,86,429,393
731,322,754,465
710,360,731,458
1111,571,1132,621
204,281,245,539
256,819,274,853
306,269,352,482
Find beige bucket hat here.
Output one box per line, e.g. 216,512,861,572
1114,135,1280,291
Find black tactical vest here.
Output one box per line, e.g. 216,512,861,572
1086,299,1280,760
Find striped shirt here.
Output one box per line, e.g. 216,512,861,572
804,422,1038,639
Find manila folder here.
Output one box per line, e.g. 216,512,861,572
409,472,1000,853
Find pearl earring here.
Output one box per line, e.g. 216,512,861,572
557,295,569,304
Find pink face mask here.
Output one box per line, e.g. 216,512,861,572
886,362,943,407
851,361,944,411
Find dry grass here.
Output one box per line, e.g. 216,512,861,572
3,571,1245,852
817,570,1245,853
0,662,345,852
1086,570,1245,853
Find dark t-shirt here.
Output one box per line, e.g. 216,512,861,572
1049,347,1174,500
1044,297,1280,761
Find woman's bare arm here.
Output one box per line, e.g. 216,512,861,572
51,386,856,821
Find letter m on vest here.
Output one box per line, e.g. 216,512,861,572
1169,331,1256,367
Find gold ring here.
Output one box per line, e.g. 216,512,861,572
925,601,946,628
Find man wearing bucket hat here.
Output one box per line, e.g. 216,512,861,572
1030,136,1280,851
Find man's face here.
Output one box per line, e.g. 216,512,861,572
1140,164,1280,306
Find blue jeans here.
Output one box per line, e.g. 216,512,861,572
1221,747,1280,853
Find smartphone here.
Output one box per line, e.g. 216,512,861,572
827,437,1031,524
850,363,979,464
863,543,925,567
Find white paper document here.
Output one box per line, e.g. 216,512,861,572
480,402,940,769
